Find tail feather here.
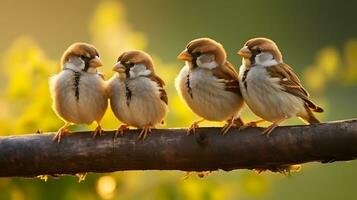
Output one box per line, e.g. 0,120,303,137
303,106,321,124
312,106,324,113
304,99,324,113
305,113,320,124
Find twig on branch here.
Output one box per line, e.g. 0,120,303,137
0,119,357,177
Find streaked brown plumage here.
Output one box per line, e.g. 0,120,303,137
238,37,323,135
107,50,168,140
176,38,244,135
50,42,107,143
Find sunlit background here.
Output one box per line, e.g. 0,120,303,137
1,0,357,199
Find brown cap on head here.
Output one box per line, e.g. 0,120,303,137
238,37,283,62
61,42,102,69
115,50,154,72
178,38,227,65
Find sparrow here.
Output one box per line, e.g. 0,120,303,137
175,38,244,135
107,50,168,140
49,42,108,143
237,37,323,135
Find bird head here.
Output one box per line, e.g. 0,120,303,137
61,42,102,73
113,50,154,80
238,37,282,67
178,38,227,70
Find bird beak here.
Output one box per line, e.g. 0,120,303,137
238,46,252,58
90,56,103,68
177,49,192,61
112,62,126,73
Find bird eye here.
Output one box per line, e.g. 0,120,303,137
80,55,87,60
125,62,135,67
252,48,262,55
194,52,202,57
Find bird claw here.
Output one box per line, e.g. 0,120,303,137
52,127,69,144
221,117,236,135
92,125,103,138
262,124,278,136
138,126,152,140
115,125,129,138
187,122,199,135
221,120,234,135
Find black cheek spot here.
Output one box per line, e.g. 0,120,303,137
125,67,130,78
250,54,256,65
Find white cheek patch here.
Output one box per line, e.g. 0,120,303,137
87,67,97,73
73,57,85,70
255,52,279,67
64,57,85,71
197,54,218,69
129,64,151,78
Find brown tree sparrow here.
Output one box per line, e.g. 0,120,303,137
237,37,323,135
176,38,244,135
107,50,168,140
49,43,108,143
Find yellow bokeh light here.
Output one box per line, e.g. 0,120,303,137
241,174,269,197
316,47,340,78
97,175,117,199
11,187,24,200
344,39,357,83
303,65,326,92
180,179,204,200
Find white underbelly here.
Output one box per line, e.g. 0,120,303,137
50,72,108,124
109,76,167,128
239,66,306,122
176,66,243,121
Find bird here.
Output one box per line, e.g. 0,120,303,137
107,50,168,140
237,37,323,135
175,38,244,135
49,42,108,143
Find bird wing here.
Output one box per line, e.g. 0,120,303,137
149,74,168,105
211,61,241,96
266,63,323,112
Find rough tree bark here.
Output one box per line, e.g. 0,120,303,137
0,119,357,177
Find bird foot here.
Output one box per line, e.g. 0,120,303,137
52,127,69,144
115,124,129,138
92,125,103,138
187,122,200,135
221,119,235,135
138,126,152,140
262,123,278,136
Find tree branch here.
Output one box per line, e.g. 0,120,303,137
1,119,357,177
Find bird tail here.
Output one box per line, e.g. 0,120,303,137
304,99,324,113
302,106,321,124
305,113,320,124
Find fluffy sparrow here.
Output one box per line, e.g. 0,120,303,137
50,42,108,143
237,37,323,135
176,38,244,134
107,50,168,140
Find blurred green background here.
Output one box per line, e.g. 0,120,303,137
1,0,357,199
